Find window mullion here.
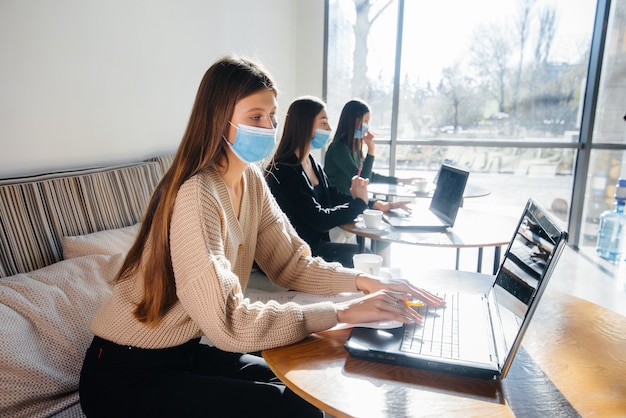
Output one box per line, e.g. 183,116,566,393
388,0,404,178
569,0,612,248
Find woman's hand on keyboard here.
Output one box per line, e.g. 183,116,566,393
355,274,446,308
335,290,424,325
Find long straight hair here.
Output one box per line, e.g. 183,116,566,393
270,96,325,166
331,99,370,160
118,56,277,325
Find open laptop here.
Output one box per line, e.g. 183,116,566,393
386,164,469,231
345,198,568,379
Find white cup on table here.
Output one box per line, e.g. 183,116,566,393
412,178,429,193
362,209,383,229
352,253,383,276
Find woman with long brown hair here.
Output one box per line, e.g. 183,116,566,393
79,56,444,417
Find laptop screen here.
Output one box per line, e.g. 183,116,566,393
489,199,568,373
429,164,469,225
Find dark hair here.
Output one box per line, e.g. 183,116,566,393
332,99,370,160
118,56,277,325
270,96,325,166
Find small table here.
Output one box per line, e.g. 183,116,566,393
262,269,626,418
343,207,516,273
368,182,490,200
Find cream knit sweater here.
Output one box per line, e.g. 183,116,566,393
90,164,359,352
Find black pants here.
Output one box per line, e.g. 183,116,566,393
312,241,362,267
79,336,322,418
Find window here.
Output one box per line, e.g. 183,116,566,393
325,0,626,252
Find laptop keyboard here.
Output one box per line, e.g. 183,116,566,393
400,292,460,359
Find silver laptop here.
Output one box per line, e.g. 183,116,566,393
345,198,568,379
386,164,469,231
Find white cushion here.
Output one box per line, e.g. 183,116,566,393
61,223,140,259
0,254,123,418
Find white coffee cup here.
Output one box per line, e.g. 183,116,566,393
362,209,383,229
352,253,383,276
412,178,429,193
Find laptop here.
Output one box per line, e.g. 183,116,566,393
386,164,469,231
345,198,568,379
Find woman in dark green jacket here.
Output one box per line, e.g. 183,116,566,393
324,99,416,194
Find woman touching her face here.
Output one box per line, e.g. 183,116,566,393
324,99,420,196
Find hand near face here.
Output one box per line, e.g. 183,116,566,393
363,130,375,155
350,175,369,204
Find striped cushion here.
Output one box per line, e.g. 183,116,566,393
147,153,175,174
0,158,171,278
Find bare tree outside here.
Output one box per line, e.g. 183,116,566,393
437,64,476,133
351,0,394,99
329,0,584,140
528,4,558,130
534,5,557,66
329,0,594,140
470,23,512,115
512,0,536,134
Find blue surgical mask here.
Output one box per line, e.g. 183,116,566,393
224,122,276,163
355,123,369,139
311,129,331,149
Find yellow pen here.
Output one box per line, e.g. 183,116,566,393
404,300,424,307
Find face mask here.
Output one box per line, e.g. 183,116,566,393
224,122,276,163
355,123,369,139
311,129,331,149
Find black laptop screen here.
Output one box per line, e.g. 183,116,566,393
429,165,469,224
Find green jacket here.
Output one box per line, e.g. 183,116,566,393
324,141,397,194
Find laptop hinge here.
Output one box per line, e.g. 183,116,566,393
486,290,506,368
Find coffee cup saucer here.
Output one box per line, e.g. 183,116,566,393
414,189,432,196
354,221,390,234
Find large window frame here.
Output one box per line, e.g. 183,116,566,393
323,0,626,250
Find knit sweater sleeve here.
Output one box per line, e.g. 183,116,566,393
170,168,359,353
255,166,360,294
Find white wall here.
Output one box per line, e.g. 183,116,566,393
0,0,325,177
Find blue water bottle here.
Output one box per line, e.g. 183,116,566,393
596,178,626,262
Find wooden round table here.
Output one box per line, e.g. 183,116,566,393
262,269,626,418
343,207,518,273
368,182,490,200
